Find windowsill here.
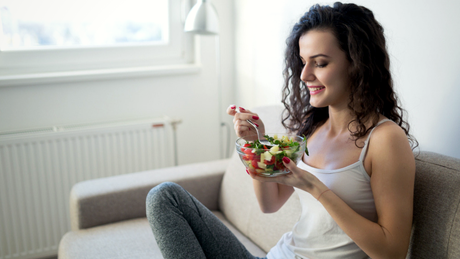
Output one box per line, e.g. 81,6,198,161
0,63,201,87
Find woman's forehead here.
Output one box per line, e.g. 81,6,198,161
298,30,342,58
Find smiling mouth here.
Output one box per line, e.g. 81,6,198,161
309,86,325,91
308,86,325,95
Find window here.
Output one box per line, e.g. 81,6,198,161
0,0,194,79
1,0,169,49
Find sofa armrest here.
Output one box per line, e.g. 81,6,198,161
69,159,230,230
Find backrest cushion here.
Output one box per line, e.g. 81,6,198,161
218,105,302,252
408,151,460,258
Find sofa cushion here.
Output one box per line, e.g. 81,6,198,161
59,218,161,259
69,159,228,230
214,212,267,257
218,105,302,252
59,212,266,259
408,151,460,258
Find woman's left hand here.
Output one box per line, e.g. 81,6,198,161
248,156,328,198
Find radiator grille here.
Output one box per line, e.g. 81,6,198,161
0,117,178,259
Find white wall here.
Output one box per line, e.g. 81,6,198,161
0,0,236,166
234,0,460,159
2,0,459,165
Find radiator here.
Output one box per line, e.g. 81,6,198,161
0,116,180,259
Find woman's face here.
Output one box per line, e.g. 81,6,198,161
299,29,351,109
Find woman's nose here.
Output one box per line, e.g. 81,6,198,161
300,64,315,82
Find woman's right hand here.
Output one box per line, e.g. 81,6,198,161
226,104,265,141
227,104,294,213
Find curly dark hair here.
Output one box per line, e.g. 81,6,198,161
281,2,417,148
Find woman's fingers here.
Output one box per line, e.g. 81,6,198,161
236,123,252,135
282,157,295,170
227,104,259,122
282,157,316,190
227,104,264,140
228,105,249,133
281,157,305,179
237,106,249,113
227,104,237,115
233,116,252,136
235,108,260,125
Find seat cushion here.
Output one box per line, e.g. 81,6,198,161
214,212,267,257
58,212,266,259
59,218,161,259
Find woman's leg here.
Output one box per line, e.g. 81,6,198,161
146,182,263,259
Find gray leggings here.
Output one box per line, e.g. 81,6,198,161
146,182,266,259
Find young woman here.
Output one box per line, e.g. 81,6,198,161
146,2,416,259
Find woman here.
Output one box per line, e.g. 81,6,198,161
146,2,416,259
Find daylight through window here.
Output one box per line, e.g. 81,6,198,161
0,0,169,50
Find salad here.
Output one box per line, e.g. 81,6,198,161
239,134,308,177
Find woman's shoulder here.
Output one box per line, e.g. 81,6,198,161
363,117,415,180
371,117,408,143
367,117,414,163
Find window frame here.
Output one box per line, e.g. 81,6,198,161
0,0,196,85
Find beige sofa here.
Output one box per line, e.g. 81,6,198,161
58,105,460,259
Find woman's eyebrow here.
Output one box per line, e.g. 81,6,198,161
309,54,330,59
300,53,330,62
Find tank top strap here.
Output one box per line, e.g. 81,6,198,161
358,119,392,162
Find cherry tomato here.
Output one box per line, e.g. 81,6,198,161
242,148,254,160
241,143,251,153
251,159,259,169
275,160,284,170
244,148,253,155
242,154,252,161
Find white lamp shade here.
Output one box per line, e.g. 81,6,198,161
184,0,219,35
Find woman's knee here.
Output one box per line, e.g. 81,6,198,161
146,182,182,215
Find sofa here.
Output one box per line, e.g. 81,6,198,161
58,105,460,259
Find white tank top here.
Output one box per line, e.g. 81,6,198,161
267,119,391,259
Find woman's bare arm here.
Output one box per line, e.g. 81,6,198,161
315,123,415,258
253,181,294,213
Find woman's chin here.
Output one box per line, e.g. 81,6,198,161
309,101,328,108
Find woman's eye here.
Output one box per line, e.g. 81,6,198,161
316,63,327,68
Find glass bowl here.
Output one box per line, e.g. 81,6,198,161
235,133,306,177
